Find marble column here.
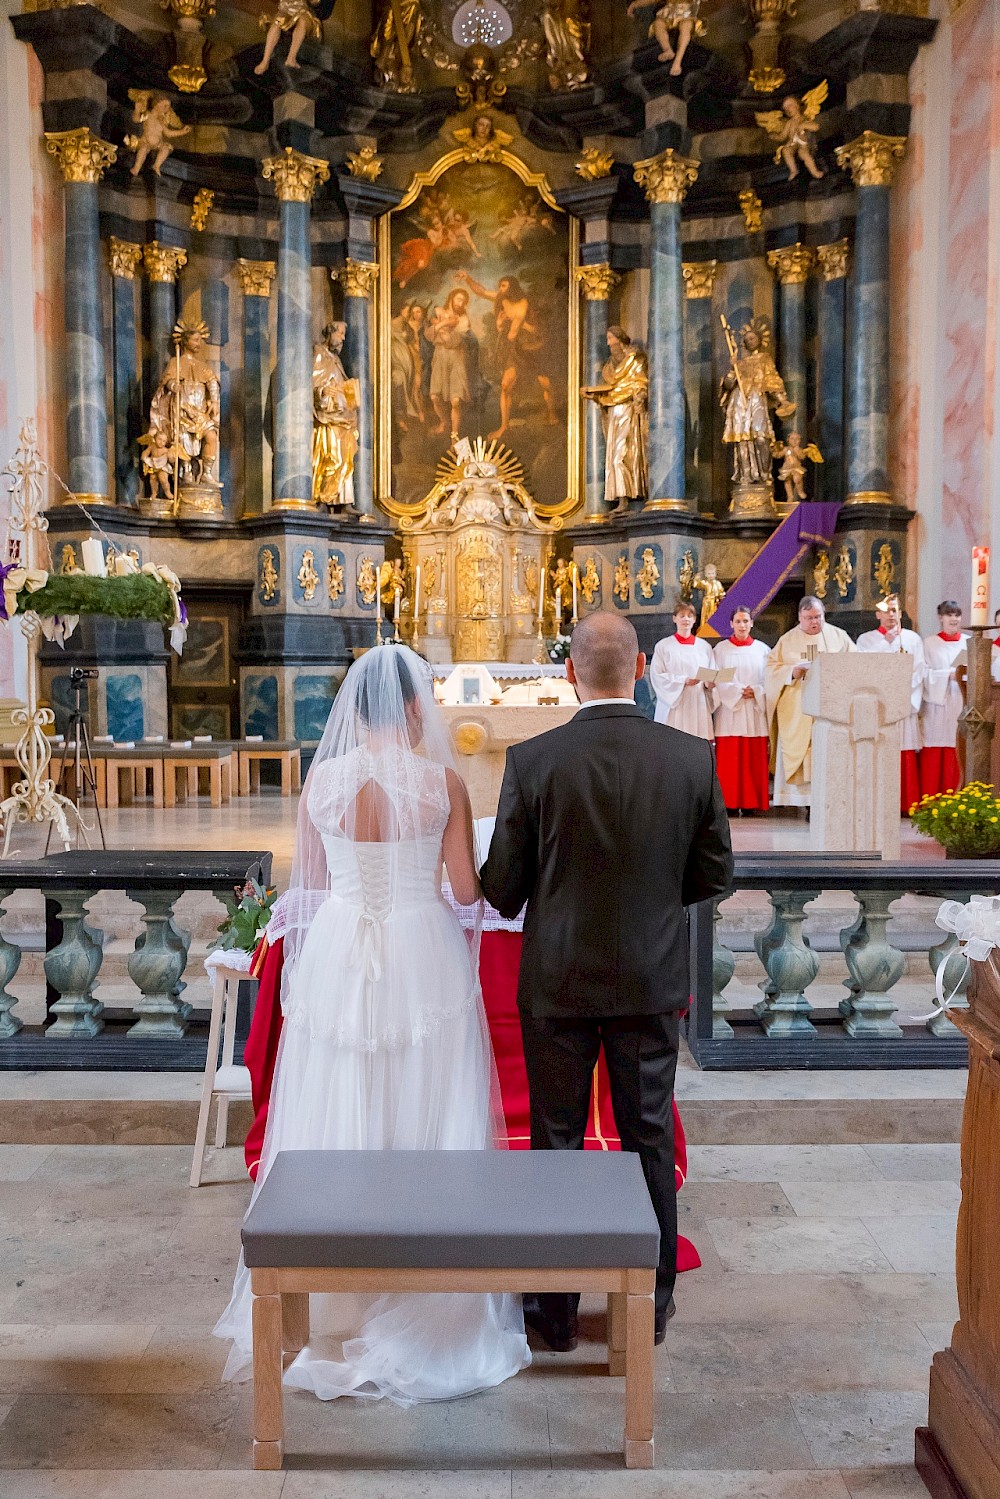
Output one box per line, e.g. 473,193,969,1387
835,131,906,507
575,262,619,521
340,258,379,521
107,238,143,509
143,242,188,398
262,147,330,510
816,240,849,504
766,243,815,438
634,149,699,512
681,260,718,514
236,259,276,518
43,128,117,505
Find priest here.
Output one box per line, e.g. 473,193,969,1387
920,600,968,796
650,599,716,738
765,595,855,807
712,606,771,811
856,595,925,813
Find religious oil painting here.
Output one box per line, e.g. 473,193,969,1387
387,158,570,511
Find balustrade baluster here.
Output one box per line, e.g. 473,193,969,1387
712,898,735,1037
0,886,22,1038
839,889,905,1036
127,889,190,1037
44,888,104,1037
927,892,971,1037
753,889,819,1035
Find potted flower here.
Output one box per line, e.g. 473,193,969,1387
910,782,1000,858
216,877,277,954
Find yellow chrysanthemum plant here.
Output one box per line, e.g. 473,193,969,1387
910,782,1000,857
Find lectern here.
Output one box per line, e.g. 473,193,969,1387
801,652,914,860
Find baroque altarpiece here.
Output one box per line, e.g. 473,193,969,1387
11,0,935,743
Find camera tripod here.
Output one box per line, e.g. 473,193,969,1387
44,673,106,854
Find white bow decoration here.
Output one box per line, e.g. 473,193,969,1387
919,895,1000,1022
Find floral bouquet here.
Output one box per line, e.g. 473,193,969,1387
910,782,1000,857
216,877,277,954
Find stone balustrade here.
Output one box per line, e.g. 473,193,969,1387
688,855,992,1068
0,850,271,1070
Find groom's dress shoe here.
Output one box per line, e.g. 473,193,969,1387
654,1296,676,1346
523,1300,578,1353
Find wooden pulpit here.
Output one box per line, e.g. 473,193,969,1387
916,957,1000,1497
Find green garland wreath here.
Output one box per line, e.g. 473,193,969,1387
15,574,175,626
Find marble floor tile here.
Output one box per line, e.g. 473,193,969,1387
0,1473,286,1498
1,1212,181,1277
0,1324,156,1394
0,1146,55,1182
125,1324,231,1394
546,1389,815,1471
916,1322,953,1353
670,1272,957,1326
689,1147,882,1183
285,1475,511,1498
860,1215,959,1275
790,1392,929,1469
666,1320,935,1394
679,1182,794,1220
863,1146,962,1182
0,1389,241,1469
9,1266,233,1328
705,1217,893,1275
781,1182,961,1219
30,1146,194,1188
840,1468,927,1497
515,1474,852,1499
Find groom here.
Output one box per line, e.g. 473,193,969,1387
481,611,733,1350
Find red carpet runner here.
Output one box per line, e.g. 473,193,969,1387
243,933,700,1273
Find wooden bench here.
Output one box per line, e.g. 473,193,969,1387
96,748,164,809
163,745,236,808
238,741,302,798
243,1149,659,1472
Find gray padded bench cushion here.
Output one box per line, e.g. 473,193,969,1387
242,1150,660,1270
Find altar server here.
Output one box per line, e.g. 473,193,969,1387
856,595,925,812
712,606,771,811
650,600,716,739
920,600,968,796
765,595,855,807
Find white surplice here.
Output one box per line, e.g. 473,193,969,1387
921,633,968,748
856,626,924,752
712,637,770,738
649,634,716,738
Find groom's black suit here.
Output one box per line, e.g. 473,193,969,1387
480,701,733,1333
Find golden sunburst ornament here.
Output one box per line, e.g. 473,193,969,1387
434,436,526,491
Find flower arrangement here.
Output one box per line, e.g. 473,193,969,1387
910,782,1000,857
216,878,277,954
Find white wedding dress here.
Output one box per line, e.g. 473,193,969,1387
214,743,530,1404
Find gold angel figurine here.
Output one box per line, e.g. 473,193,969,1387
125,92,190,178
755,81,828,182
774,432,823,503
255,0,322,74
627,0,705,77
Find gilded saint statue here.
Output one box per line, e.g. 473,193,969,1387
627,0,704,77
312,321,360,510
693,562,726,632
141,318,222,516
581,325,649,510
371,0,422,92
720,314,794,513
541,0,591,91
255,0,322,74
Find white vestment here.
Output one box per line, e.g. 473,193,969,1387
765,622,855,807
921,633,968,749
856,626,924,752
712,637,770,739
650,634,716,738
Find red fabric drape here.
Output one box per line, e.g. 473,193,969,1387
714,736,770,811
241,930,700,1272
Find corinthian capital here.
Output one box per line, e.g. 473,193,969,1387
262,147,331,203
766,243,816,285
236,259,277,297
835,131,907,188
682,261,718,299
108,237,143,280
575,263,620,301
143,241,188,283
633,149,699,205
337,259,379,299
816,239,850,281
44,127,117,185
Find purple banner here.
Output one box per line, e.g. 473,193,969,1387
703,501,842,638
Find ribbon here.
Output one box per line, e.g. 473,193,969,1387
917,895,1000,1022
348,908,384,984
1,565,48,622
142,563,187,655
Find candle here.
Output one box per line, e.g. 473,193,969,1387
81,538,106,578
537,566,544,622
572,566,578,620
971,546,990,627
414,564,421,620
555,586,562,625
394,586,401,623
376,582,381,623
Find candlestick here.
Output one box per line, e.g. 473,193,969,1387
555,586,562,628
571,565,578,624
537,564,545,622
414,564,421,621
971,546,990,627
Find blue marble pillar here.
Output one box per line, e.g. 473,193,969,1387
343,260,377,520
682,261,717,513
578,269,612,519
143,244,187,397
201,272,231,504
63,178,110,501
108,239,143,508
816,241,848,503
768,245,814,442
274,199,313,504
237,260,275,517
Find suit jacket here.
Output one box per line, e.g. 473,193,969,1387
480,702,734,1020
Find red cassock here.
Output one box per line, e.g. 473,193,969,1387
919,746,962,798
243,933,700,1274
901,750,921,812
713,736,770,812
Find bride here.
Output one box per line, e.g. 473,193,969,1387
214,644,530,1402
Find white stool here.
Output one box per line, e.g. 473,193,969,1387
191,958,253,1187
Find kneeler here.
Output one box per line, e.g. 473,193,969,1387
243,933,700,1273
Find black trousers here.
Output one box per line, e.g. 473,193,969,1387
519,1008,680,1329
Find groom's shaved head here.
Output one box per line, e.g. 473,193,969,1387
569,612,642,698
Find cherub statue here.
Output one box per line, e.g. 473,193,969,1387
138,424,176,508
58,544,82,576
755,82,828,182
125,93,190,178
693,562,726,632
627,0,705,77
255,0,322,75
774,431,823,503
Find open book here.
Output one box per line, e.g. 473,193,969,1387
695,666,736,685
